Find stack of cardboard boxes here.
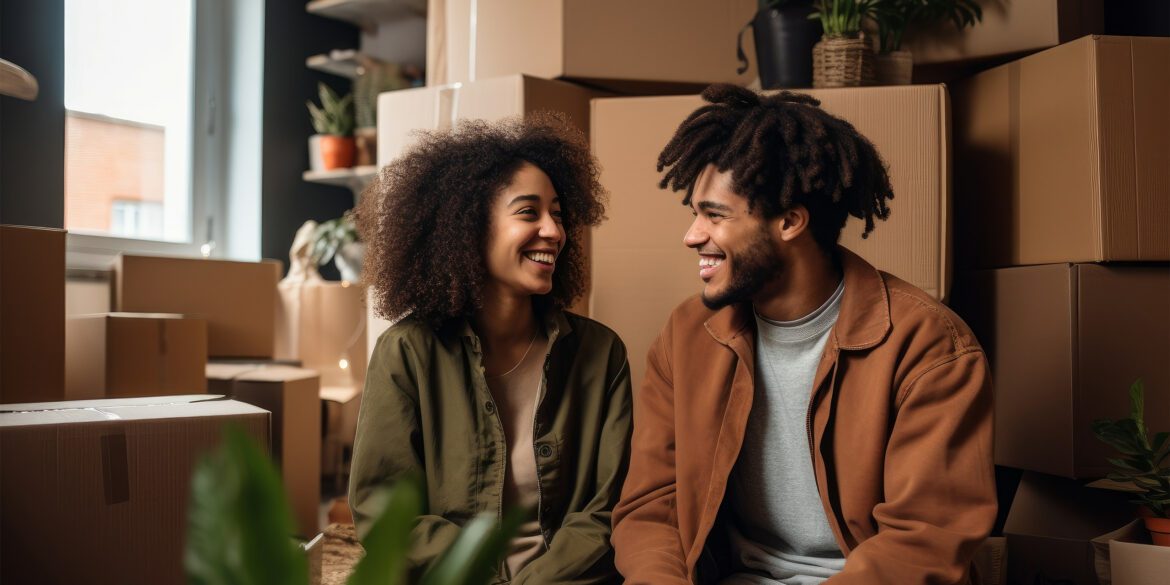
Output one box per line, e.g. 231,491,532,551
0,237,361,579
948,34,1170,585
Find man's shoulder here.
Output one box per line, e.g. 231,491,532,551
880,272,980,354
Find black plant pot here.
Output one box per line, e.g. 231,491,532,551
750,4,822,89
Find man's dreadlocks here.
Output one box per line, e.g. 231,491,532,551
658,84,894,251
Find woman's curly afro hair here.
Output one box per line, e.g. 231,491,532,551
356,112,606,328
658,84,894,251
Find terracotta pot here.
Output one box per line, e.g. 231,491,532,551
874,49,913,86
1144,515,1170,546
317,135,355,170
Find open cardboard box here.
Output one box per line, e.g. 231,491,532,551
66,312,208,399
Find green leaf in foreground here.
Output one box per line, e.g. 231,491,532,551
419,507,529,585
185,425,308,585
346,477,424,585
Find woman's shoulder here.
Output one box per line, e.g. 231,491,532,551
374,316,444,354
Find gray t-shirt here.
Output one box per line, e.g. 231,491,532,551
721,280,846,585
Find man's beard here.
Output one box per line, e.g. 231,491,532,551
700,228,782,310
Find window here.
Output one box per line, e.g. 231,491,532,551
64,0,195,244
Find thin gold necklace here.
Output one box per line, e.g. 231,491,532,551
486,329,540,379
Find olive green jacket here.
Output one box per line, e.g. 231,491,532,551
349,310,632,584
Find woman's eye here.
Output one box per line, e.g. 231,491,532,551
516,207,537,217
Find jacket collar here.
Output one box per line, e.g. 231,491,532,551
704,246,890,351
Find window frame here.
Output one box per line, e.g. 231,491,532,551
64,0,229,270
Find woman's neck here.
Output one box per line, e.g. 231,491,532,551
473,284,539,357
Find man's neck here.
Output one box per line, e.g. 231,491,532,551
753,248,842,322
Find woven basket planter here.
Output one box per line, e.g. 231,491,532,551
812,34,875,88
874,49,914,85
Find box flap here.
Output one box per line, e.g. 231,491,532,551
1005,472,1135,540
235,366,319,384
0,395,267,427
320,385,360,404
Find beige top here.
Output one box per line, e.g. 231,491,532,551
485,331,548,578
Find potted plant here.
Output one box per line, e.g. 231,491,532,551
738,1,823,89
312,211,363,282
1092,379,1170,546
354,57,421,167
186,427,523,584
811,0,877,88
307,81,356,171
866,0,983,85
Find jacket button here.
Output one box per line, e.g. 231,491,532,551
537,444,553,458
485,402,496,414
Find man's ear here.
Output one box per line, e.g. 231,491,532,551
777,205,810,242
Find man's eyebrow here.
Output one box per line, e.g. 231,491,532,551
696,201,734,213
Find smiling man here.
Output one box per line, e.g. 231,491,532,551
611,85,996,585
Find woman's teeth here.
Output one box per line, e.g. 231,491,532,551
525,251,555,265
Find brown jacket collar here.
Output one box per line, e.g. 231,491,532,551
702,246,891,351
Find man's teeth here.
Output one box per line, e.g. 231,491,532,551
525,251,555,264
700,257,723,268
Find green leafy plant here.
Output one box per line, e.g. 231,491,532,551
307,82,355,136
186,427,523,585
312,212,358,268
867,0,983,54
1092,379,1170,518
811,0,875,36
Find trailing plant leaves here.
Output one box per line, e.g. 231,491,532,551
185,426,308,585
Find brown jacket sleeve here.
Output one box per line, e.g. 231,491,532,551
611,319,693,585
828,350,997,585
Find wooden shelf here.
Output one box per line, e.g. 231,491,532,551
306,0,426,28
306,50,362,79
303,166,377,190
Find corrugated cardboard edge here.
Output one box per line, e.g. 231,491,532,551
939,84,953,302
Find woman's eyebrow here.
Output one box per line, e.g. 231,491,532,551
507,194,560,206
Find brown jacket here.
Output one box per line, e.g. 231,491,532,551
612,248,996,585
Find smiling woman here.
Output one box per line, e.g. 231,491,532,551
349,114,631,583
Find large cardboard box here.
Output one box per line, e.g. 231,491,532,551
0,395,269,585
1004,472,1135,585
0,224,65,403
427,0,755,91
591,85,950,388
953,264,1170,479
206,363,321,537
377,73,604,165
115,254,282,358
901,0,1103,66
66,313,208,399
952,36,1170,268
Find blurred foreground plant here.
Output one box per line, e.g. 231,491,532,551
186,427,522,585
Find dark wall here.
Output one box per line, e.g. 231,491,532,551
261,1,358,276
0,0,65,228
1105,0,1170,37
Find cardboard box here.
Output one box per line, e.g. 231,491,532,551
115,254,282,358
953,264,1170,479
1108,525,1170,585
0,395,269,585
1005,472,1135,585
321,384,362,491
590,85,950,388
377,73,604,165
901,0,1103,66
952,36,1170,268
0,224,65,403
206,363,321,537
427,0,756,91
66,313,208,399
277,280,367,388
